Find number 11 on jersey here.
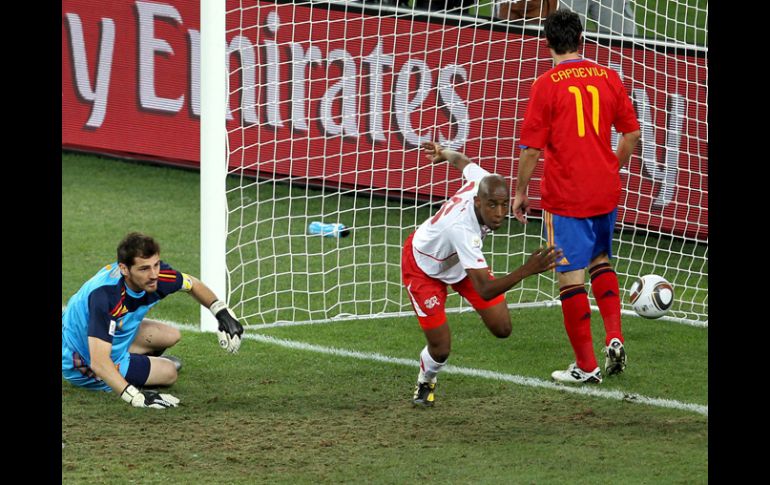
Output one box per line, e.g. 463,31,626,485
568,85,600,137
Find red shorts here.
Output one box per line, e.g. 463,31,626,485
401,232,505,330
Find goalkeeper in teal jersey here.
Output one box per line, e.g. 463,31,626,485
62,232,244,409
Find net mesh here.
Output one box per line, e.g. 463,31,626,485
221,0,707,325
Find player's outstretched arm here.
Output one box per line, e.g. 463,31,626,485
187,275,245,353
465,246,562,301
421,141,472,173
520,245,563,275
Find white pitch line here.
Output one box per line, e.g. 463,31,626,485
174,322,708,417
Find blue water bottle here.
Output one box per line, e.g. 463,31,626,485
308,221,350,238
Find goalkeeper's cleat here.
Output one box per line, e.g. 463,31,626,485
551,363,603,384
412,381,436,407
604,338,627,376
158,355,183,372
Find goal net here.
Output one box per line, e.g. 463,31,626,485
206,0,708,327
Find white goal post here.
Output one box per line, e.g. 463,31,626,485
200,0,227,332
201,0,708,328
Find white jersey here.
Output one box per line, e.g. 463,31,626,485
412,163,494,284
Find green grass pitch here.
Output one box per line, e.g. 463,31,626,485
62,152,706,483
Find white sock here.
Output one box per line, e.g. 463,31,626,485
417,346,446,384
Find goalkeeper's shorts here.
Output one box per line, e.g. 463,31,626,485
401,232,504,330
61,344,151,392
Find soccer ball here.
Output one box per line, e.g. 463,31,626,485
628,274,674,319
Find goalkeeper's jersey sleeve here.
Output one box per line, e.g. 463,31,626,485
61,261,184,366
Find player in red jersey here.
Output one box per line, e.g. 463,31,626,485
404,142,563,407
513,9,641,384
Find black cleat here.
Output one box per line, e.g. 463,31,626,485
158,355,183,372
604,338,627,376
412,381,436,407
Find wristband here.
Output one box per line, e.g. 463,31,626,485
120,384,139,403
209,300,227,317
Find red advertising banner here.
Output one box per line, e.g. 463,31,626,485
62,0,707,239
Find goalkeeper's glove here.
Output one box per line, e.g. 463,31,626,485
210,300,244,353
120,384,180,409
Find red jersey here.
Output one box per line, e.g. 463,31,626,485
519,58,639,217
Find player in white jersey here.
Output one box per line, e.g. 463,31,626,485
403,142,562,407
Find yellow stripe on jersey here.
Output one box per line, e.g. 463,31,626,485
158,270,177,280
111,304,127,318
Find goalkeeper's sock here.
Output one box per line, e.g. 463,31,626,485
560,285,598,372
418,346,446,384
589,263,623,345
